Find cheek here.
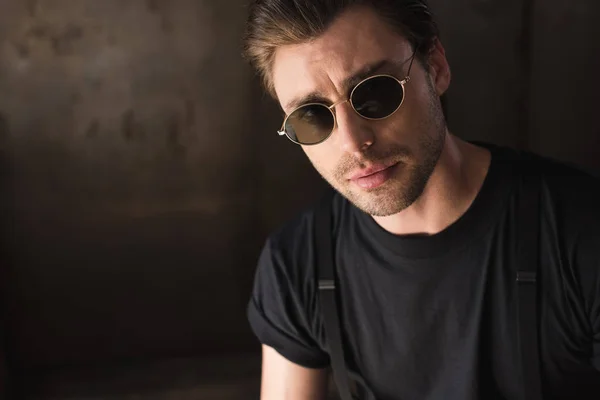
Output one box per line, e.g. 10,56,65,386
388,81,434,131
375,107,418,144
302,145,336,175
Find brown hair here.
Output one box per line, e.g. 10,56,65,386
242,0,440,97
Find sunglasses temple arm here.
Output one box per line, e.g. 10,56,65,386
406,45,419,75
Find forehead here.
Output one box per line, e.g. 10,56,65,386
272,6,411,109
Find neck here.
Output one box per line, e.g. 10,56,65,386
372,133,491,236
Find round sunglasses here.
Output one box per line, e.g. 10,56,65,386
277,50,417,146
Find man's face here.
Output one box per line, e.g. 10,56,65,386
271,6,450,217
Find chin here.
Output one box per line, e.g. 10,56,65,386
339,179,418,217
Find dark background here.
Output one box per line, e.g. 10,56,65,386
0,0,598,398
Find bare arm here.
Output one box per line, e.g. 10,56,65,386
260,345,330,400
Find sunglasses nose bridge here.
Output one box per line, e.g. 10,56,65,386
328,97,350,111
325,98,350,131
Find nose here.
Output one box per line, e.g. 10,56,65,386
333,102,375,154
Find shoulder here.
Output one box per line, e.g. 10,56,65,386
256,188,342,286
522,149,600,228
481,142,600,218
261,189,344,281
248,190,342,368
483,143,600,320
476,142,600,248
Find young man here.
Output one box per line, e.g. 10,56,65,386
242,1,600,399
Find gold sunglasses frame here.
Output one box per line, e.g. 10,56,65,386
277,49,418,146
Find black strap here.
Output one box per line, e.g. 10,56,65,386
315,191,355,400
516,173,544,400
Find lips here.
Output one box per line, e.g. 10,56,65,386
349,163,394,180
348,162,399,190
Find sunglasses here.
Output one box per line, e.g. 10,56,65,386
277,49,418,146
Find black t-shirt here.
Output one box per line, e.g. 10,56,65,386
247,143,600,400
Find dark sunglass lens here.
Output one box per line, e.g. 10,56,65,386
351,76,404,119
285,104,334,144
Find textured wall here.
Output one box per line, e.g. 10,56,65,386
430,0,529,148
0,0,324,373
527,0,600,172
429,0,600,174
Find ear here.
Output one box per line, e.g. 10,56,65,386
426,39,451,97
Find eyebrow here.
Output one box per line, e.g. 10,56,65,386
284,59,401,112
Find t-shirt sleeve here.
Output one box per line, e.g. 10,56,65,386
247,236,329,369
576,231,600,372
